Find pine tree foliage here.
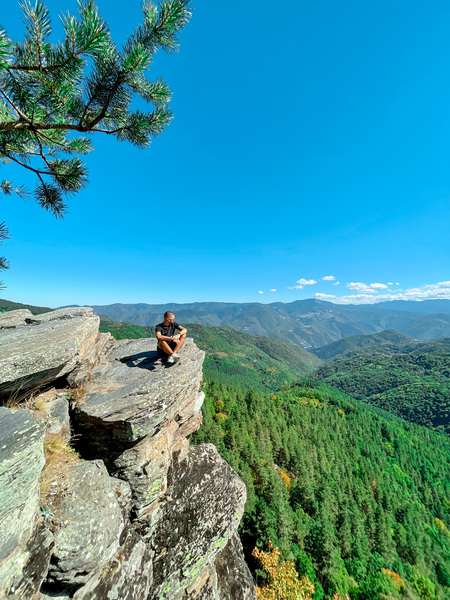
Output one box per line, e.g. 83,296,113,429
0,0,191,215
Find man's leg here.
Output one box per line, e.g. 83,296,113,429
174,333,186,353
158,340,175,355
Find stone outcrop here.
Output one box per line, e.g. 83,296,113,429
0,407,53,598
148,444,247,600
0,308,256,600
46,460,125,588
0,307,112,396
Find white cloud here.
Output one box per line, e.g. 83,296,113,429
288,285,304,289
387,282,393,286
258,290,264,294
333,281,340,286
322,275,335,281
346,282,388,293
314,293,336,300
331,281,450,305
297,278,317,286
396,282,400,285
270,289,276,292
371,283,389,289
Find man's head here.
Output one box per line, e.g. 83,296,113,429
164,311,175,323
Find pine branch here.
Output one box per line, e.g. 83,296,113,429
0,0,192,258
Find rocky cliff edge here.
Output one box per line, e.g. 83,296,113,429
0,307,255,600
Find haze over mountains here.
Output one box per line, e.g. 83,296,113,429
88,299,450,348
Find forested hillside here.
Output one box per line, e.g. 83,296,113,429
313,329,450,363
193,380,450,600
0,298,51,314
312,330,416,362
316,353,450,434
99,319,321,391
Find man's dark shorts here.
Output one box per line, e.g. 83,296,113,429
157,340,177,358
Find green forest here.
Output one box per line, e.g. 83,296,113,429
316,353,450,435
193,380,450,600
98,319,450,599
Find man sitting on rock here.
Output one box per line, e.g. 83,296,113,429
155,311,187,364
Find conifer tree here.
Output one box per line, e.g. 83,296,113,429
0,0,191,275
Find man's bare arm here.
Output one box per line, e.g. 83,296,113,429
156,331,176,342
173,327,187,341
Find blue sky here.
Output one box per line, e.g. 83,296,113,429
1,0,450,307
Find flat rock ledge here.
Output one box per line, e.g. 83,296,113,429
0,308,256,600
0,307,112,396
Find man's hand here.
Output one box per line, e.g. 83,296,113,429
172,334,181,341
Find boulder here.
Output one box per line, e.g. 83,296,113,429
72,338,205,460
46,460,125,589
213,533,256,600
148,444,248,600
39,529,152,600
0,407,48,598
0,309,33,329
25,307,95,325
0,308,107,396
178,535,256,600
34,388,71,437
70,528,153,600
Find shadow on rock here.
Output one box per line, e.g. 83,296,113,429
118,351,176,370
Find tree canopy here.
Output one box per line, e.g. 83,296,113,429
0,0,191,281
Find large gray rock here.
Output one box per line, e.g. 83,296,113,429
213,533,256,600
148,444,248,600
0,307,105,395
72,338,205,516
39,529,152,600
0,407,47,598
5,523,54,600
72,338,205,459
46,460,125,589
0,314,255,600
26,307,95,324
0,309,33,329
70,528,153,600
178,535,256,600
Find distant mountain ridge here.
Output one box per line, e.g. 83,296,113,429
85,298,450,348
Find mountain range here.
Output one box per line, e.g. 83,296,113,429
83,298,450,348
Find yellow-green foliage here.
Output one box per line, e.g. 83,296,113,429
381,569,405,590
279,470,291,490
435,518,448,532
253,543,314,600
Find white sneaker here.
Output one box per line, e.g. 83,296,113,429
167,355,175,364
172,353,180,363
